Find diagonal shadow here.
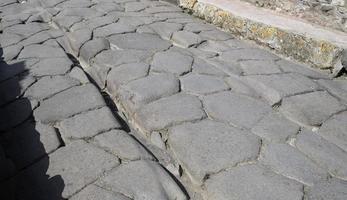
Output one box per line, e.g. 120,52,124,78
0,47,65,199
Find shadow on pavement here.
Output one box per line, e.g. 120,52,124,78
0,47,65,200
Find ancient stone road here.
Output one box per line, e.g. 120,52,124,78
1,0,347,199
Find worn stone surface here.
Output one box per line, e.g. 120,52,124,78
97,160,188,200
151,50,193,75
180,73,229,95
70,184,132,200
29,57,73,76
171,31,202,48
306,178,347,200
169,120,260,185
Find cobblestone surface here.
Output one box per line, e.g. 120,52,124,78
1,0,347,199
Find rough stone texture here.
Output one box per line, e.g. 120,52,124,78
239,60,282,75
205,164,303,200
251,112,300,142
168,120,260,185
180,73,229,95
317,79,347,103
296,129,347,179
150,22,183,40
260,143,327,186
93,130,153,160
97,160,188,200
79,38,110,62
306,178,347,200
34,84,106,123
93,22,136,38
18,44,67,59
70,184,131,200
151,50,193,75
135,93,206,133
171,31,202,48
29,57,73,76
280,91,346,127
220,48,279,62
118,73,180,113
318,111,347,152
58,107,122,141
204,91,272,129
15,140,119,199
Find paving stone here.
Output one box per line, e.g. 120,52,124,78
172,31,202,48
4,22,49,38
58,107,121,141
187,47,218,59
145,6,182,14
118,73,180,113
197,40,231,53
192,58,226,76
29,57,73,76
79,38,110,63
277,59,328,79
151,50,193,75
168,120,260,185
70,184,131,200
57,7,103,19
244,73,319,105
280,91,346,127
180,74,229,95
205,164,303,200
0,33,24,47
306,178,347,200
149,22,183,40
97,160,187,200
125,2,148,12
66,28,92,55
0,98,32,131
2,122,60,169
92,2,124,13
15,140,119,199
25,76,80,100
2,44,23,61
136,25,157,34
68,67,90,84
108,33,171,51
260,143,327,186
54,16,84,30
135,93,206,133
107,62,149,94
34,84,106,123
296,129,347,179
18,44,67,59
239,60,282,75
199,29,233,41
184,22,215,33
93,129,153,160
251,112,300,142
94,22,136,38
71,15,117,31
206,57,243,76
220,48,279,62
18,29,64,47
224,75,260,97
318,111,347,152
203,91,272,129
317,79,347,103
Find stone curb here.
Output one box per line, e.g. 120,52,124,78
180,0,347,75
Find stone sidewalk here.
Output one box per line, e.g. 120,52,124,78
1,0,347,199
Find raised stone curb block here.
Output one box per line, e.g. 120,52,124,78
180,0,347,74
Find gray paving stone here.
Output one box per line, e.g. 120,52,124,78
220,48,279,62
94,22,136,38
107,62,149,94
18,29,64,47
97,160,187,200
317,79,347,103
4,22,50,38
66,28,92,55
0,32,23,48
145,5,182,14
184,22,215,33
94,49,152,66
108,33,171,51
306,178,347,200
149,22,183,40
180,74,229,95
92,2,124,13
251,112,300,142
277,59,328,79
187,47,218,59
224,75,260,98
206,57,243,76
172,31,202,48
57,7,103,19
79,38,110,63
93,129,153,160
203,91,272,129
205,164,303,200
136,25,157,34
199,29,233,41
260,143,327,186
70,184,131,200
125,2,147,12
15,140,119,199
135,93,206,133
318,111,347,152
168,120,260,185
54,16,84,30
34,84,106,123
18,44,67,59
197,40,231,53
29,57,73,76
244,73,319,105
192,58,227,76
2,122,60,169
0,98,32,131
280,91,346,127
71,15,117,31
296,129,347,180
25,75,80,100
58,107,121,141
118,73,180,113
68,67,90,84
239,60,282,75
2,44,23,61
151,50,193,75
